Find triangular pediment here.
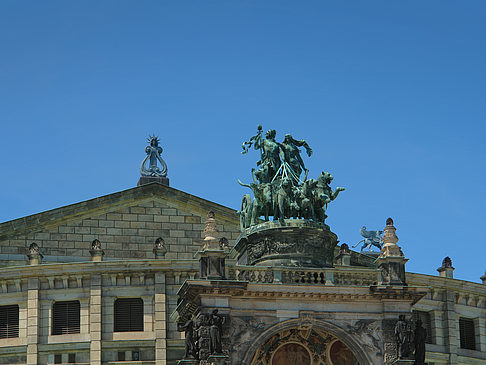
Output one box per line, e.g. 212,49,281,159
0,182,239,264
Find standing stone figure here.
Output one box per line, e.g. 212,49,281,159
179,319,198,359
209,309,225,354
395,315,412,359
413,319,427,365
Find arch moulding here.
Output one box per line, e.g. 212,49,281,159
241,317,375,365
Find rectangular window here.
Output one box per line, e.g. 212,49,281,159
459,317,476,350
54,354,62,364
412,310,433,344
0,305,19,339
68,353,76,363
52,301,80,335
118,351,126,361
114,298,143,332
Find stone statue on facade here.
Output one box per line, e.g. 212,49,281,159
153,237,167,258
91,239,102,251
413,319,427,365
395,315,412,359
209,309,225,354
179,319,198,359
28,242,40,255
140,135,168,177
353,226,384,251
238,126,344,230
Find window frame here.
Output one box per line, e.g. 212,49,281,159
114,298,144,332
51,300,81,336
0,304,19,339
459,317,476,350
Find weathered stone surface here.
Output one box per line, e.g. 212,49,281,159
234,220,338,268
0,183,239,265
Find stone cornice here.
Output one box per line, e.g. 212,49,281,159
175,280,426,309
0,258,199,280
408,272,486,295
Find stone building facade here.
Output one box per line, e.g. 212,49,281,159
0,182,485,364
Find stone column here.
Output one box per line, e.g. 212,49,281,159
477,317,486,353
155,272,167,365
431,309,445,346
443,290,458,365
26,278,39,365
90,274,102,365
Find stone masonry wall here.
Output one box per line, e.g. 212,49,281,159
0,197,240,263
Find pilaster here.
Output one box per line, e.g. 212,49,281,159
477,317,486,352
26,278,39,365
443,290,458,365
155,272,167,365
90,274,102,365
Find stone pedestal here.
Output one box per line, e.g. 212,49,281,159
335,243,351,266
138,176,169,186
198,250,226,280
437,257,454,279
197,211,227,280
27,252,43,265
89,249,104,262
391,360,415,365
375,218,408,286
207,354,229,365
234,220,338,268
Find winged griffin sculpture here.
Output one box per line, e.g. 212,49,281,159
354,226,383,251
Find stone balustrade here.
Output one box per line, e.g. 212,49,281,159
227,265,380,286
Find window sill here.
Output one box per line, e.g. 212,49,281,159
48,333,90,344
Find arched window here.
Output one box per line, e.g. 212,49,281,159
114,298,143,332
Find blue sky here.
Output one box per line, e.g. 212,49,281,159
0,1,485,282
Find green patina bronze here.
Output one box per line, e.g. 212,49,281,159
238,125,344,230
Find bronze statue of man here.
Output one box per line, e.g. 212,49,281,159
253,129,281,183
279,134,313,182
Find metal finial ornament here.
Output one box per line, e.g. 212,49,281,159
140,134,168,177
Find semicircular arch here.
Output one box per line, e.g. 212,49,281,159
243,317,373,365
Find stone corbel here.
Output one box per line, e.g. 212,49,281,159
476,297,484,308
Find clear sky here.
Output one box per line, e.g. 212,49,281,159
1,1,485,283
